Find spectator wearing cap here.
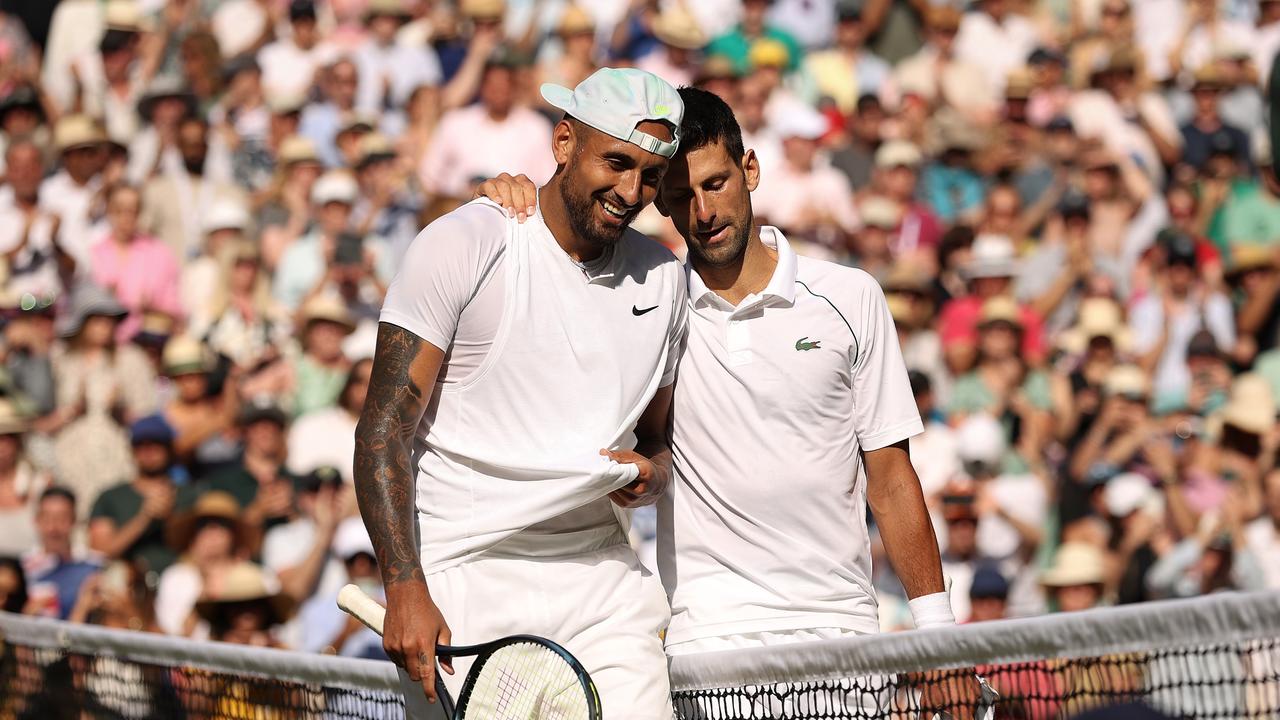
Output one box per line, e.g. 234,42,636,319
155,490,256,637
209,0,275,61
50,285,158,510
160,336,238,472
635,6,706,89
847,195,899,278
419,59,556,204
1068,145,1161,273
1130,228,1235,399
262,465,350,648
0,84,50,173
23,487,101,619
1243,468,1280,589
539,6,601,94
353,0,442,119
287,358,370,483
937,478,1001,624
895,7,995,125
1101,472,1166,606
198,397,297,532
287,295,356,417
63,7,154,145
887,266,947,400
1180,66,1251,172
1026,48,1071,127
1168,0,1256,84
40,116,111,264
750,105,859,250
125,75,200,184
89,183,185,343
967,565,1011,622
1067,364,1157,500
274,169,359,310
297,516,385,658
707,0,803,76
1041,541,1108,612
208,57,271,186
0,140,66,304
937,234,1047,375
954,0,1038,98
1066,0,1136,91
352,133,422,267
140,113,245,260
258,0,338,101
798,5,892,116
181,199,252,331
872,140,941,269
0,399,48,556
87,414,193,574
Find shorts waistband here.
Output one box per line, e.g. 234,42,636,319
483,524,628,560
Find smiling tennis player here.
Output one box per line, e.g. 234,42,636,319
478,88,980,715
355,68,687,719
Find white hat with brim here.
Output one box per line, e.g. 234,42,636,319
773,107,829,141
194,562,297,625
333,517,376,560
652,8,707,50
1104,473,1156,517
963,234,1019,280
541,67,684,159
1218,373,1276,435
202,200,251,234
1041,542,1107,587
54,284,128,339
310,171,359,206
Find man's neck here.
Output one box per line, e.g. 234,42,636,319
134,472,168,486
539,177,606,263
692,227,778,306
244,449,279,477
486,106,510,123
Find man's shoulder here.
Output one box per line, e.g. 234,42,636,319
408,199,511,257
795,254,880,299
619,230,682,281
90,482,137,512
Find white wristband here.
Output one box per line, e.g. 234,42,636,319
908,591,956,629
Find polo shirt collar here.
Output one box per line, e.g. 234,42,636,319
687,225,798,307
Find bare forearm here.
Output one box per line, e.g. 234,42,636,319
868,467,945,598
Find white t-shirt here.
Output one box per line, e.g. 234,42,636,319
659,228,924,645
380,199,688,573
286,407,359,483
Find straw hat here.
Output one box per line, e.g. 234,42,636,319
1057,298,1131,354
300,294,356,334
1225,245,1276,282
137,75,198,123
460,0,505,20
882,262,931,295
860,196,901,229
53,115,109,154
1218,373,1276,435
886,294,912,324
364,0,409,21
162,335,214,377
1191,64,1226,91
653,7,707,50
875,140,923,169
1041,542,1107,587
0,398,32,436
278,136,320,166
194,562,296,625
1005,67,1034,100
267,93,308,116
135,311,176,348
165,491,253,553
695,55,739,83
1103,364,1149,399
978,295,1022,328
355,133,396,168
963,234,1019,280
104,0,150,32
54,284,127,338
925,5,962,31
557,5,594,36
748,38,790,70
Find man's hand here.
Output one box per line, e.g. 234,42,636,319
140,484,177,519
601,448,669,508
911,669,990,720
474,173,538,222
383,582,454,703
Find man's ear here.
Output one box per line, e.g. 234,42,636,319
742,149,761,193
552,119,575,166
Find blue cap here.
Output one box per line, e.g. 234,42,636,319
969,565,1010,599
130,414,175,446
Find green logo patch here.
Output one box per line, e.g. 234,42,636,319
654,104,671,116
795,337,821,351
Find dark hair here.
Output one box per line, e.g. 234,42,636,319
99,29,136,55
0,556,27,613
39,486,77,512
675,87,745,162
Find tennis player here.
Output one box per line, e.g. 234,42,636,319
355,68,687,719
479,88,984,714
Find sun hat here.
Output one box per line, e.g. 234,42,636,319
955,413,1006,467
882,262,931,294
333,517,376,561
355,133,396,169
860,196,901,229
162,335,214,377
104,0,150,32
1218,373,1276,435
364,0,409,21
773,105,829,141
0,399,32,436
310,170,359,206
1041,542,1107,587
460,0,505,20
541,67,683,159
748,38,790,70
134,311,176,348
1057,298,1131,354
1103,473,1159,518
963,234,1019,280
1103,364,1149,399
54,284,127,338
300,294,356,334
195,562,297,625
202,200,250,235
875,140,923,169
556,4,594,36
137,75,198,124
53,115,109,154
165,491,253,553
278,136,320,165
978,295,1022,329
238,395,288,428
652,7,707,50
1225,244,1275,282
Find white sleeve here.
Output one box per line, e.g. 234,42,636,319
379,201,509,351
660,270,689,388
1129,296,1162,354
262,524,311,573
848,272,924,451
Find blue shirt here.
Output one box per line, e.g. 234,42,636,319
33,558,101,619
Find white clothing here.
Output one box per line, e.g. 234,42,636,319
211,0,270,59
977,473,1046,560
750,159,861,236
42,0,105,115
354,41,441,115
262,518,345,650
1132,0,1186,82
286,407,358,482
1068,90,1181,185
767,0,838,49
953,12,1038,96
398,542,671,720
1129,291,1236,398
155,562,203,637
0,192,63,301
380,198,687,572
659,228,924,646
1244,518,1280,590
258,39,339,100
38,171,100,270
1254,23,1280,88
418,106,556,200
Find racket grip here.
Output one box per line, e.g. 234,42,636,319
337,584,386,635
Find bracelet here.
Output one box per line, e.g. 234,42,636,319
909,591,956,630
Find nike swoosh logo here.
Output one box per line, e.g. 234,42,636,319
632,305,659,316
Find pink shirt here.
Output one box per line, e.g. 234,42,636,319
418,105,556,200
938,295,1047,364
89,233,184,342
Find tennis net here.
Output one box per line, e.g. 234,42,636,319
2,591,1278,719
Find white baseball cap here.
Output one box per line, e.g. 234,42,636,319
773,105,829,141
541,67,684,159
202,200,250,234
332,517,375,560
311,170,359,206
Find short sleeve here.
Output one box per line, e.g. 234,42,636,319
379,202,509,352
660,272,689,388
849,274,924,451
89,488,116,521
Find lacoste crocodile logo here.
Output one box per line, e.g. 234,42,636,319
795,337,821,351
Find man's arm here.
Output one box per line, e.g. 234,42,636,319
354,322,452,702
864,440,946,600
602,384,674,508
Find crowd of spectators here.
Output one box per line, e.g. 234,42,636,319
0,0,1278,662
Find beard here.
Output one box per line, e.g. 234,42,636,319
558,172,631,249
684,210,754,270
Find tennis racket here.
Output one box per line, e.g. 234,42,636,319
337,584,602,720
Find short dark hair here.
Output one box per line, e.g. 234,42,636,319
675,87,745,162
40,486,77,511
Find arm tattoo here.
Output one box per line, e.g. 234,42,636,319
355,323,430,586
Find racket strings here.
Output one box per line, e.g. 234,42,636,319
461,642,590,720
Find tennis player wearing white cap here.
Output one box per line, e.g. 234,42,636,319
355,67,687,718
478,88,989,716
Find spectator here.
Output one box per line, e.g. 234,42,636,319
287,359,369,482
297,516,385,657
895,6,995,124
40,116,112,266
1103,473,1167,605
967,565,1010,622
198,396,296,532
541,6,601,93
1041,541,1108,612
182,200,253,334
799,5,891,115
872,140,942,272
257,0,335,101
907,369,959,503
197,239,292,378
89,183,185,343
354,0,441,119
273,169,359,310
938,480,999,623
67,12,154,144
1180,66,1251,172
257,135,324,268
126,76,199,184
1243,469,1280,589
22,486,100,619
1,140,70,304
0,398,47,555
298,57,364,168
1050,298,1131,448
847,196,898,278
707,0,803,75
1,291,57,417
287,294,356,417
351,133,421,268
87,414,191,574
155,490,254,636
1146,489,1265,598
635,7,706,89
159,335,238,471
194,560,294,647
954,0,1038,98
50,284,158,508
0,556,28,613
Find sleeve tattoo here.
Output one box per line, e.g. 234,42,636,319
355,323,431,587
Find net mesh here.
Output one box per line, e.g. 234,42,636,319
460,641,594,719
2,592,1278,720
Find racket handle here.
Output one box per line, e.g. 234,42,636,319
337,583,386,636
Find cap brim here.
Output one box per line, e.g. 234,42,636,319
540,83,575,113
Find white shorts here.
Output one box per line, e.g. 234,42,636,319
399,541,672,720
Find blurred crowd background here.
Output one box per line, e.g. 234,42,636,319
0,0,1278,662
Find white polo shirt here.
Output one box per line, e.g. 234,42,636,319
380,199,688,573
658,227,923,646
